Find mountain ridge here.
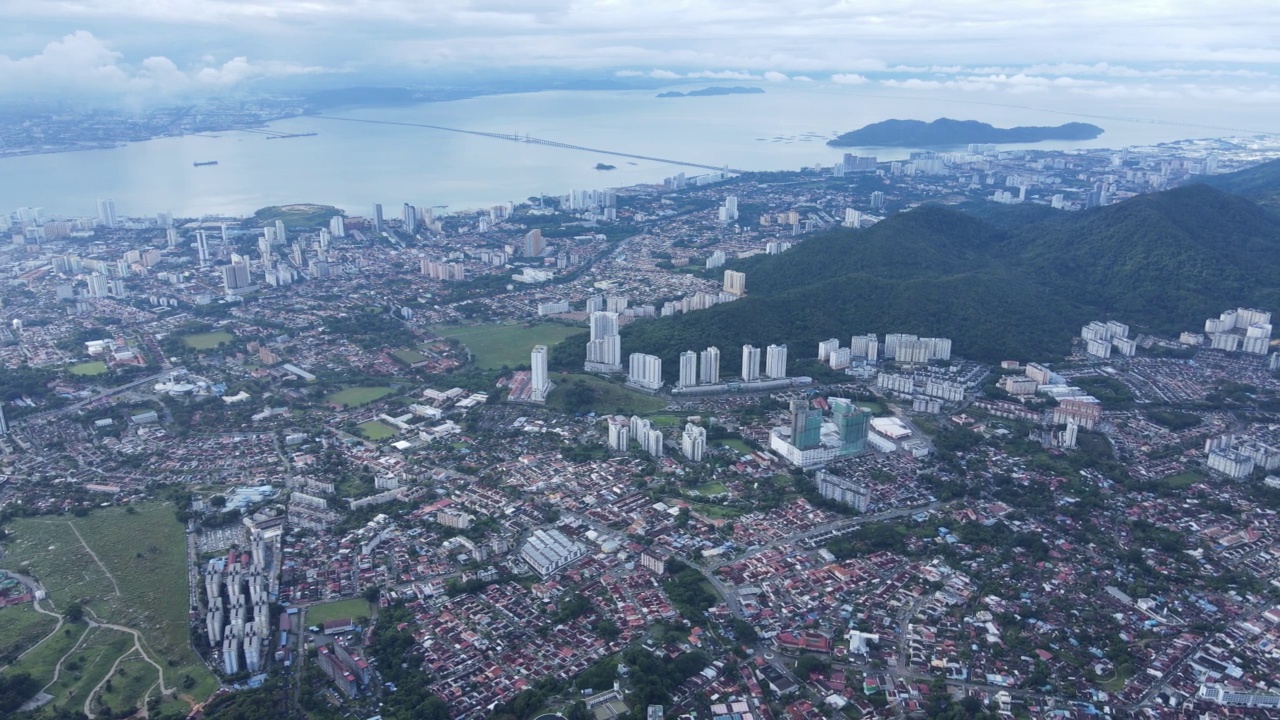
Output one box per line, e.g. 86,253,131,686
828,118,1103,147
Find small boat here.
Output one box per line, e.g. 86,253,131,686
193,160,218,167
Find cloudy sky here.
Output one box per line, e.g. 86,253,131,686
4,0,1280,104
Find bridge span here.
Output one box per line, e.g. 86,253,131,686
313,115,743,175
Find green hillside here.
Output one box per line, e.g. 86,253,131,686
1198,157,1280,208
552,179,1280,373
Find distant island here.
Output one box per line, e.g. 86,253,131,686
594,163,616,170
828,118,1104,147
656,86,765,98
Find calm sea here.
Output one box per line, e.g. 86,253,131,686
2,84,1276,218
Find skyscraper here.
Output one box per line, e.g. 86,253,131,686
681,423,706,461
765,344,788,379
329,215,346,238
524,229,545,257
373,203,384,232
403,204,418,233
717,196,739,223
530,345,550,402
723,270,746,296
741,344,761,382
830,398,869,455
628,353,663,391
274,219,287,244
222,261,251,292
790,398,822,450
196,230,210,265
585,311,623,373
678,351,698,388
699,346,721,385
0,402,7,435
96,199,117,229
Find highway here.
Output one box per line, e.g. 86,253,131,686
15,369,175,425
313,115,744,174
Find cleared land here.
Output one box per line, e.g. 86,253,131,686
305,598,372,626
545,373,668,416
69,360,109,376
432,323,579,370
326,386,394,407
0,504,218,710
180,331,235,350
357,420,398,440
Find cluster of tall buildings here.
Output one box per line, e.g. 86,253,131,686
627,352,663,391
815,469,872,511
584,311,623,373
421,258,466,281
770,397,870,469
203,533,277,675
681,423,707,461
1200,307,1273,355
565,189,618,220
606,415,665,458
1204,433,1280,479
819,333,951,369
718,196,739,224
1081,320,1135,359
677,347,721,388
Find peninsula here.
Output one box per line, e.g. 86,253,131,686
656,86,765,98
828,117,1103,147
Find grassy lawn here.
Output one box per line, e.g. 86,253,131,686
52,628,135,718
691,482,728,496
325,386,395,407
545,373,668,416
714,438,754,455
357,420,398,440
305,598,372,626
97,653,163,717
390,348,430,365
69,360,109,376
180,331,235,350
1,620,88,693
432,323,579,370
0,601,58,663
1159,470,1206,489
0,504,218,707
856,400,888,416
646,414,682,427
689,502,743,519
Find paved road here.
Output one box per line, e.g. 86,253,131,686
16,370,175,425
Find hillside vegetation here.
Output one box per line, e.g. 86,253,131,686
554,180,1280,374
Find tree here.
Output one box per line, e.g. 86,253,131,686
65,601,85,622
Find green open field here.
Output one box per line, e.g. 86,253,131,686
647,414,681,427
68,360,109,376
390,348,430,365
357,420,398,440
691,482,728,497
1159,470,1206,489
180,331,235,350
305,598,372,626
2,619,88,688
0,504,218,711
326,386,395,407
546,373,668,416
0,601,58,663
714,438,754,455
432,323,580,370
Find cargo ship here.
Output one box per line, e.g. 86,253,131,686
193,160,218,167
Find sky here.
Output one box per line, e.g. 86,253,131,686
4,0,1280,105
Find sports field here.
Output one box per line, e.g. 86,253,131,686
325,386,394,407
305,598,372,626
0,504,218,713
391,348,430,365
357,420,398,440
714,438,754,455
180,331,235,350
432,323,579,369
69,360,109,376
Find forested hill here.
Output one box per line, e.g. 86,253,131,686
1199,157,1280,208
553,181,1280,371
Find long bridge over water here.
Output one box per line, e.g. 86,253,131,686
313,115,743,175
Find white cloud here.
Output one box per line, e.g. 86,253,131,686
830,73,869,85
0,30,327,99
